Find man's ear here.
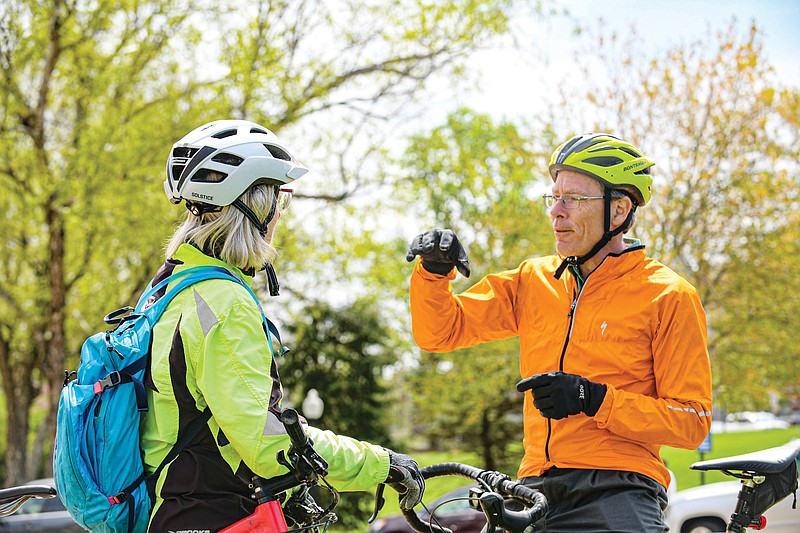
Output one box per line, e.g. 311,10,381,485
610,195,634,230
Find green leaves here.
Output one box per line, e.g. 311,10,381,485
401,108,552,274
397,109,551,466
1,0,532,483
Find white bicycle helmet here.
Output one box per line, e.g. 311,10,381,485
164,119,309,207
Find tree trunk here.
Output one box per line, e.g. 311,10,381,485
43,203,67,478
0,336,28,484
28,391,53,479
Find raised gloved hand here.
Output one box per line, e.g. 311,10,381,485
516,371,607,420
386,451,425,510
405,229,471,278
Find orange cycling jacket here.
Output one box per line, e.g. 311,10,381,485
409,245,712,489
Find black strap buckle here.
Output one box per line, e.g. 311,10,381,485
94,371,122,394
63,371,77,387
108,491,128,505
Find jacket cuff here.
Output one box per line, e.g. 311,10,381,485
414,259,457,281
592,383,613,427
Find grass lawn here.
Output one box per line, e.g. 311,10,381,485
662,426,800,490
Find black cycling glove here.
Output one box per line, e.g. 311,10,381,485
406,229,471,278
516,371,607,420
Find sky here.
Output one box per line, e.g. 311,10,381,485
460,0,800,119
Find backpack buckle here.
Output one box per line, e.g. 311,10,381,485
108,492,128,505
94,371,122,394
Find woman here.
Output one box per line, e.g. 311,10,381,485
141,120,423,532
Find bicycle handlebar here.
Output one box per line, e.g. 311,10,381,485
281,408,309,449
0,485,57,518
400,463,548,533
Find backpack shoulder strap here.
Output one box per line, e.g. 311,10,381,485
131,268,284,503
138,265,285,347
136,266,234,317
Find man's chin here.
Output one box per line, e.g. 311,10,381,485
554,242,572,257
555,245,586,258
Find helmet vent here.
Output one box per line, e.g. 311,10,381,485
172,147,197,159
250,127,270,135
211,129,237,139
583,156,623,167
263,144,291,161
190,169,228,183
619,146,643,158
212,153,244,166
170,165,184,181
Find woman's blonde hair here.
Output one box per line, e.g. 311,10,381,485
166,184,278,270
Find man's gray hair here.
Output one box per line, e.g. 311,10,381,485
166,184,278,270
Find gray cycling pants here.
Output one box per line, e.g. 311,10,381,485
521,468,669,533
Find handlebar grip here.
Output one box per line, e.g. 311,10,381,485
502,480,544,504
281,408,309,449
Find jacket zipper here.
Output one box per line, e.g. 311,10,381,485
542,251,633,462
544,290,581,463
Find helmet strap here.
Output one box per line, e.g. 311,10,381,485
554,193,635,280
232,186,282,296
264,263,280,296
232,186,279,233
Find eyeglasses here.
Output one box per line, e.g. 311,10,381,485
277,188,293,212
542,194,604,209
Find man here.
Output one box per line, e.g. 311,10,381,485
406,133,712,532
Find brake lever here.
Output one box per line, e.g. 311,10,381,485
475,490,541,533
368,483,387,523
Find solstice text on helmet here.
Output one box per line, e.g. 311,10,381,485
191,192,214,201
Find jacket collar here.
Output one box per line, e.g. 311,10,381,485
569,240,646,288
173,243,254,286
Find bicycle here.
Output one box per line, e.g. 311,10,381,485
2,415,795,533
219,408,548,533
688,439,800,532
390,441,798,533
0,483,56,517
0,407,544,533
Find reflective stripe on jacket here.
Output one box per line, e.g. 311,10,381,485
409,246,712,489
141,244,389,530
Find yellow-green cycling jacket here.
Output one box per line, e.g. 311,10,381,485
140,244,389,532
409,244,712,490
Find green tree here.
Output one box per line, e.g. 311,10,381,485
411,341,523,472
280,298,396,443
399,109,551,469
279,298,398,529
0,0,207,484
548,22,800,410
0,0,542,484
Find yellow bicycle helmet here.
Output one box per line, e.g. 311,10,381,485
548,133,654,206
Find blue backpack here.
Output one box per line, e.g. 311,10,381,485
54,265,281,533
